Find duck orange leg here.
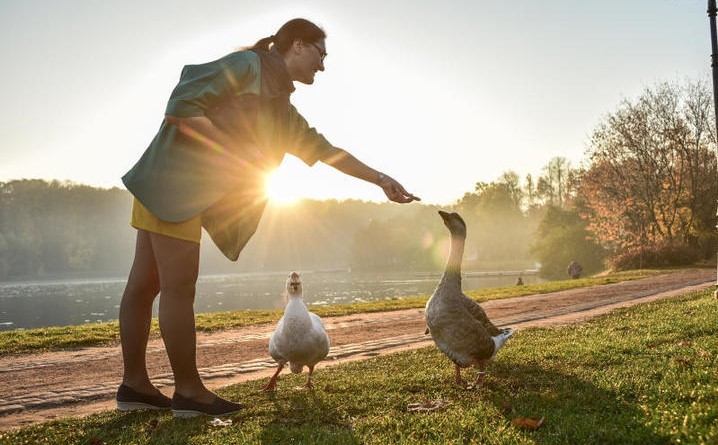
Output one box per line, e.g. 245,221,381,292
260,363,285,392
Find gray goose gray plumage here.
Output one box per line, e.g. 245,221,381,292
424,210,514,387
260,272,330,391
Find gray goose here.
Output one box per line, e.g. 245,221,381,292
424,211,513,387
260,272,330,391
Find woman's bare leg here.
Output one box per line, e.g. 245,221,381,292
119,230,161,394
149,232,216,403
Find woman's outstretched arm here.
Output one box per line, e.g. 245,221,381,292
321,146,420,204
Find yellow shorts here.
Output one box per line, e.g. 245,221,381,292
130,198,201,243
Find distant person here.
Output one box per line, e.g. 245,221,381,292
567,260,583,279
117,18,419,418
515,275,524,286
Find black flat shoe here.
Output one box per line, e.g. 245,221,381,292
171,393,244,418
116,384,172,411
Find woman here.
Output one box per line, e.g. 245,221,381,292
116,18,419,418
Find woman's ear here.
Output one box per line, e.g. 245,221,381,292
292,39,303,55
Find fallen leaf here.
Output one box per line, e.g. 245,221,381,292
678,341,692,347
407,398,450,413
675,358,692,366
207,418,233,427
510,416,545,430
697,349,710,357
89,438,105,445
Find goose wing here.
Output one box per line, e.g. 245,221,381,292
426,300,495,365
308,312,330,362
459,293,502,336
268,316,287,363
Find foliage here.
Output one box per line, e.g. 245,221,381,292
2,288,716,444
530,205,607,280
611,242,701,271
0,183,445,279
349,206,443,271
0,179,134,280
536,157,578,207
580,80,718,261
455,171,537,266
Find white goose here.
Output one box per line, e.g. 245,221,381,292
425,210,514,387
260,272,330,391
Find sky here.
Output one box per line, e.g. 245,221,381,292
0,0,711,205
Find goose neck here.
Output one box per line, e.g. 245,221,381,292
445,234,465,274
285,296,308,314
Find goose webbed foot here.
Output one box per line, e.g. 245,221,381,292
467,362,488,389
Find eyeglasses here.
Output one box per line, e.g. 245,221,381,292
308,42,327,62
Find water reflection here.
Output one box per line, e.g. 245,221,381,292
0,270,539,331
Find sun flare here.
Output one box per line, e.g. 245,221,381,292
264,168,303,206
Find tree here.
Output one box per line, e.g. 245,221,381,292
455,172,533,267
580,80,717,262
530,205,606,280
524,173,537,210
536,157,575,208
349,209,441,272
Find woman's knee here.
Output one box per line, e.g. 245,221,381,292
159,282,197,301
125,230,161,296
123,274,160,302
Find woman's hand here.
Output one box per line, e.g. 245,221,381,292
377,173,421,203
320,146,420,204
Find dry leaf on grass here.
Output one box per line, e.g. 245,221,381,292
207,418,233,427
510,416,545,430
407,398,450,413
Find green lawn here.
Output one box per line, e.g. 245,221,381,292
2,287,716,444
0,269,665,356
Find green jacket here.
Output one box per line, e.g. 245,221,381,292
122,50,333,260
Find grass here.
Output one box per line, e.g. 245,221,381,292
0,269,675,356
1,287,716,444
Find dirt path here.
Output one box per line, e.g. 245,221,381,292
0,268,714,430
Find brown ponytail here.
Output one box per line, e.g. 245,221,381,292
248,18,326,53
251,35,275,52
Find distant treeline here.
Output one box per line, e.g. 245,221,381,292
0,180,134,280
0,179,537,281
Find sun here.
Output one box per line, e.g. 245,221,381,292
264,167,303,206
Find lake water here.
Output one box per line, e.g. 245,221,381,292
0,270,539,331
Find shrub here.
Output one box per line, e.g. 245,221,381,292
611,243,700,270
